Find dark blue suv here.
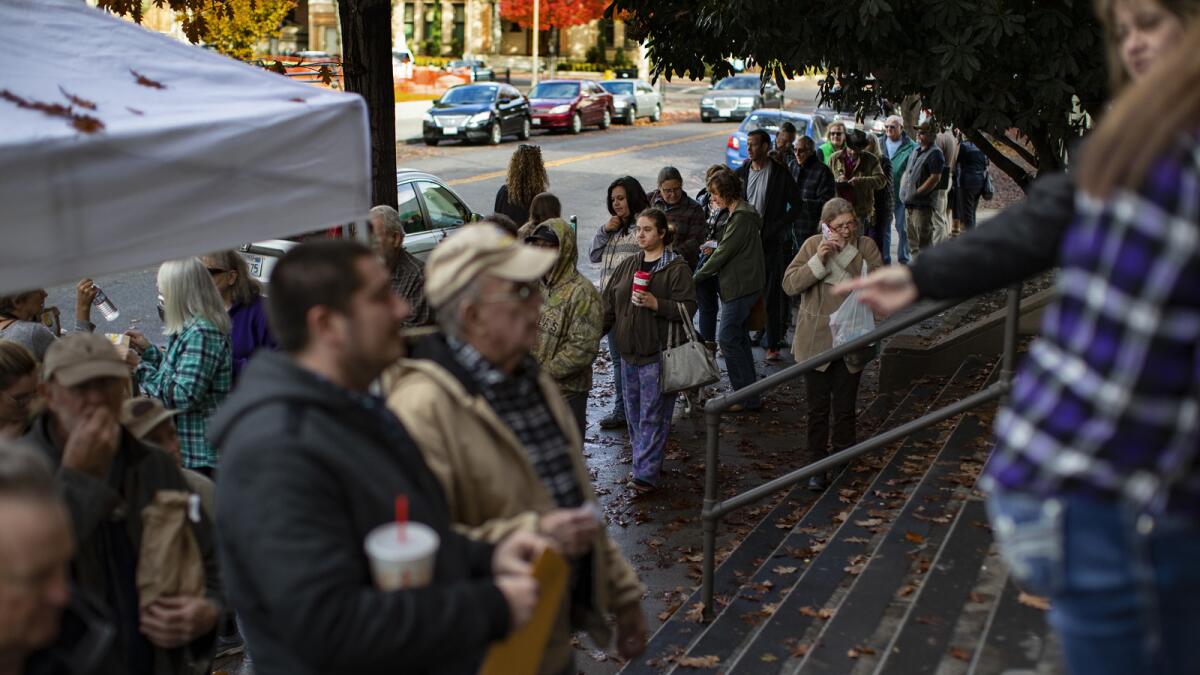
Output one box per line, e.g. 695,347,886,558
724,110,831,169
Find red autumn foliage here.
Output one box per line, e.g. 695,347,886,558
499,0,607,29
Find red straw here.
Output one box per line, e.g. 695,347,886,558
395,495,408,543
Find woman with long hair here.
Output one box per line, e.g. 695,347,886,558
517,191,563,239
126,258,232,476
0,280,97,360
841,7,1200,673
601,208,696,494
782,198,882,491
201,250,276,380
494,143,549,225
590,175,651,429
0,342,38,440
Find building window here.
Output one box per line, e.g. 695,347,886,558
509,21,523,33
599,18,615,48
403,5,415,44
452,3,465,55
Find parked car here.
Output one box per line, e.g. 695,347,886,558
446,58,496,82
422,83,531,146
238,170,479,287
599,79,662,124
528,79,613,134
700,74,784,122
724,110,830,169
392,48,414,79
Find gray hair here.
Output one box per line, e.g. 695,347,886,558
158,257,232,336
885,114,904,130
369,205,403,235
0,442,59,504
203,250,261,307
433,276,484,341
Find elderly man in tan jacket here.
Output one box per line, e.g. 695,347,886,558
385,224,647,675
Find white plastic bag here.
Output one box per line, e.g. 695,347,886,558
829,261,875,348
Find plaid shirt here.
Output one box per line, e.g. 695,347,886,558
448,337,583,509
136,317,232,469
389,250,433,327
784,152,836,241
984,146,1200,516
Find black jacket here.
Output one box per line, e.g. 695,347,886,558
24,415,221,675
911,171,1074,299
874,152,894,225
208,352,510,675
736,158,801,244
493,184,529,226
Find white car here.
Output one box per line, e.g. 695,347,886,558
238,170,477,287
599,79,662,124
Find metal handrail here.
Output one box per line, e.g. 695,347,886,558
698,285,1023,619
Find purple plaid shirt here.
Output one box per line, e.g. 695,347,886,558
983,146,1200,515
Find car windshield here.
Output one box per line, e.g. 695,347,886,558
601,82,635,96
741,113,782,133
448,60,469,68
441,86,497,104
530,82,580,99
715,76,759,91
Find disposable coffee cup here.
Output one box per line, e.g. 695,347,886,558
364,521,439,591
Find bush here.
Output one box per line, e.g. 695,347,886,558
585,46,606,65
415,55,453,68
555,61,607,72
611,49,631,67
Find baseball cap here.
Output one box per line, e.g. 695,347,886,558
42,333,129,387
121,397,180,441
425,223,556,308
524,225,560,247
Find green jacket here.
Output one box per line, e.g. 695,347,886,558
882,134,917,200
694,201,765,301
532,218,603,395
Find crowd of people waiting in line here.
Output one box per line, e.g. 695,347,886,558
1,1,1198,674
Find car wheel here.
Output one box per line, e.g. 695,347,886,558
488,122,502,145
651,103,662,122
518,117,531,140
599,108,612,129
570,113,582,134
701,115,711,124
424,137,439,146
625,106,637,124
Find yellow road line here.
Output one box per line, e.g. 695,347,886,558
445,127,733,187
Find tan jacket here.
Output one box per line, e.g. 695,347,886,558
829,150,887,222
782,234,883,373
385,338,644,674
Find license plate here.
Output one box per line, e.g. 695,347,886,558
532,118,542,125
443,126,458,135
247,255,264,278
717,108,732,118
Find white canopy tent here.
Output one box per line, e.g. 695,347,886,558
0,0,371,294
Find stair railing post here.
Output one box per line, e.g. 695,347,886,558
701,408,721,621
1001,283,1022,384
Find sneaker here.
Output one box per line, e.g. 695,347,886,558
765,349,782,361
215,633,245,659
807,472,829,492
599,410,627,429
627,478,657,495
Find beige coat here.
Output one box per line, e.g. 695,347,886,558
782,234,883,373
385,348,644,674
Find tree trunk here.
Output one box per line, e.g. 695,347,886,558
338,0,398,210
969,129,1035,192
899,94,921,138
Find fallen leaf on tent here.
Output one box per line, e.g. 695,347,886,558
676,655,720,668
773,566,798,575
130,70,166,89
760,653,778,662
949,647,972,661
684,602,706,623
856,518,883,528
58,86,96,110
1018,592,1051,610
905,531,926,544
126,107,144,115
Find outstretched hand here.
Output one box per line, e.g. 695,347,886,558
832,265,919,315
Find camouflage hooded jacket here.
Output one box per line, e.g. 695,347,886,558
532,218,604,395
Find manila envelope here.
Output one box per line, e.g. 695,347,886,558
479,548,568,675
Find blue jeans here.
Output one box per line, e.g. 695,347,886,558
718,292,760,406
893,201,909,264
695,276,720,343
606,332,624,415
877,204,894,264
987,491,1200,675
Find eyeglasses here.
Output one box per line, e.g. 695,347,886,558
828,132,844,137
885,124,899,130
476,281,540,305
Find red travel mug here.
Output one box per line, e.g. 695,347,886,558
632,271,651,304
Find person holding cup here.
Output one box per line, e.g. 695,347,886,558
212,240,548,675
602,209,697,495
387,224,649,674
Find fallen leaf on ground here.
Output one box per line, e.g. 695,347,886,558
760,653,778,662
818,607,836,619
1018,592,1051,610
898,584,916,597
761,602,780,616
773,566,798,575
789,643,810,657
855,518,883,528
845,536,871,544
676,655,720,668
949,647,972,661
905,531,926,544
684,602,706,623
799,606,818,617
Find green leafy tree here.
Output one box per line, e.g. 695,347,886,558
609,0,1109,188
196,0,296,60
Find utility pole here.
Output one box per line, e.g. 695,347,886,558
531,0,540,86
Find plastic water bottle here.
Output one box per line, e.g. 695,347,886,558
92,287,120,322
